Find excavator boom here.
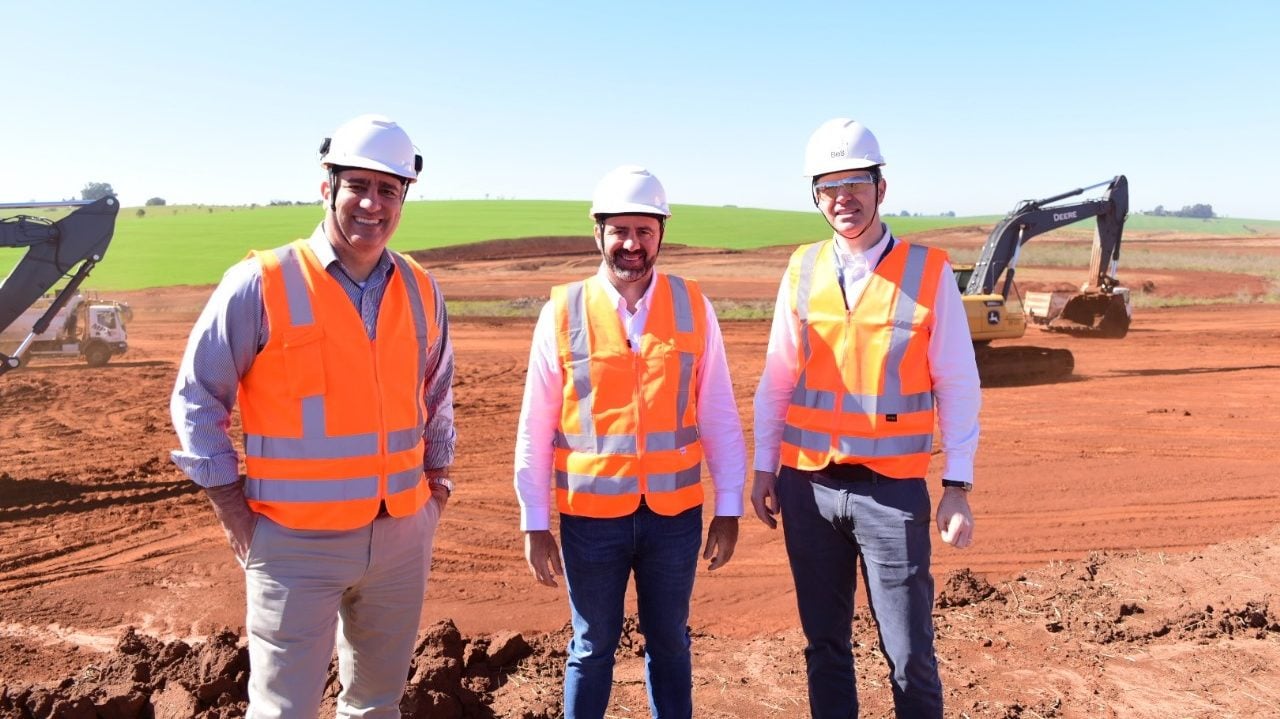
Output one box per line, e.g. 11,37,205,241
966,176,1128,298
0,196,120,374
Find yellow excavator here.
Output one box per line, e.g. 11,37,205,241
953,175,1130,384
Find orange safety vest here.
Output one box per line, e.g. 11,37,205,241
238,240,439,530
780,239,948,478
551,273,707,518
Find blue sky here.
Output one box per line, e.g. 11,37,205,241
3,1,1277,219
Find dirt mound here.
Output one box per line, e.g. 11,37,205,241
410,236,597,264
10,532,1280,718
937,567,1002,607
903,224,993,247
408,237,733,265
0,620,556,719
0,627,246,719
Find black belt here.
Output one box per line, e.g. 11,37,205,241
818,462,877,482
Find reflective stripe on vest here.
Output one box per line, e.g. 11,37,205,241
245,465,423,503
239,240,436,530
552,273,705,517
782,240,944,478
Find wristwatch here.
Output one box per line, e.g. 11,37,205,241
941,479,972,492
428,477,454,496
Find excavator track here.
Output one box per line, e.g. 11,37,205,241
974,344,1075,387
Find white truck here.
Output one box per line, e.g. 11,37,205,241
1,196,123,374
1,292,130,367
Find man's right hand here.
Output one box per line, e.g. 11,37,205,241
751,470,781,529
524,530,563,588
204,481,258,563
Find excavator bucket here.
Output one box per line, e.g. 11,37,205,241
1025,289,1131,339
1052,291,1131,338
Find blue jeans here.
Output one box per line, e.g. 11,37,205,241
778,465,942,719
559,503,703,719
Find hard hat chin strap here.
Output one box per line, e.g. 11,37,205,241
327,166,412,213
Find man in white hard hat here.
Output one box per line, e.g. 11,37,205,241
750,119,981,718
171,114,456,718
514,165,747,718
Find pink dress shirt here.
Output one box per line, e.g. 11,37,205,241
514,264,747,531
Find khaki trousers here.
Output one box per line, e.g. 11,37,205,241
243,501,440,719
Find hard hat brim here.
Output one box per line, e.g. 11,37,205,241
805,158,885,178
324,157,417,183
589,202,672,218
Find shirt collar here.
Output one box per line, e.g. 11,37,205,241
307,222,394,282
594,262,658,312
832,224,894,270
307,223,339,266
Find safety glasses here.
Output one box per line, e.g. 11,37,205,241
813,175,877,200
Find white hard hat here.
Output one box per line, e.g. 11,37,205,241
803,118,885,178
320,114,422,183
589,165,671,218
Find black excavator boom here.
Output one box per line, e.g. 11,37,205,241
0,196,120,375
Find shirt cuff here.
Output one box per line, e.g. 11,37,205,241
520,504,552,532
713,489,744,518
941,454,974,485
753,454,780,474
170,450,241,488
423,430,456,470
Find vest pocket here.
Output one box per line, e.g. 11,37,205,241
281,324,327,397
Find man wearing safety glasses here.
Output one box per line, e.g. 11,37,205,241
750,118,981,718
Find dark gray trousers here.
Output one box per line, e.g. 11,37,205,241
778,465,943,719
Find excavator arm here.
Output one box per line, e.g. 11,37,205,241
966,175,1128,298
0,196,120,374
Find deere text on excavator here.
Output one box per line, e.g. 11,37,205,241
953,175,1130,385
0,196,127,375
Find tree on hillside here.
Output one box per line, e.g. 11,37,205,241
145,197,166,206
1146,203,1214,219
81,182,115,201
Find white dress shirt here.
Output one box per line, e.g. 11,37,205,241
514,264,747,531
752,229,981,484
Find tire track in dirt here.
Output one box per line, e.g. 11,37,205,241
0,480,196,523
0,518,209,594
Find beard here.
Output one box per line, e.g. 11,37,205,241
604,246,656,282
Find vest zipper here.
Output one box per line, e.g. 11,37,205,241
633,343,647,496
371,335,388,503
835,310,853,457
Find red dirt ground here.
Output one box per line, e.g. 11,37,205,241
1,231,1278,718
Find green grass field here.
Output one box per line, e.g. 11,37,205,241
2,200,1277,291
